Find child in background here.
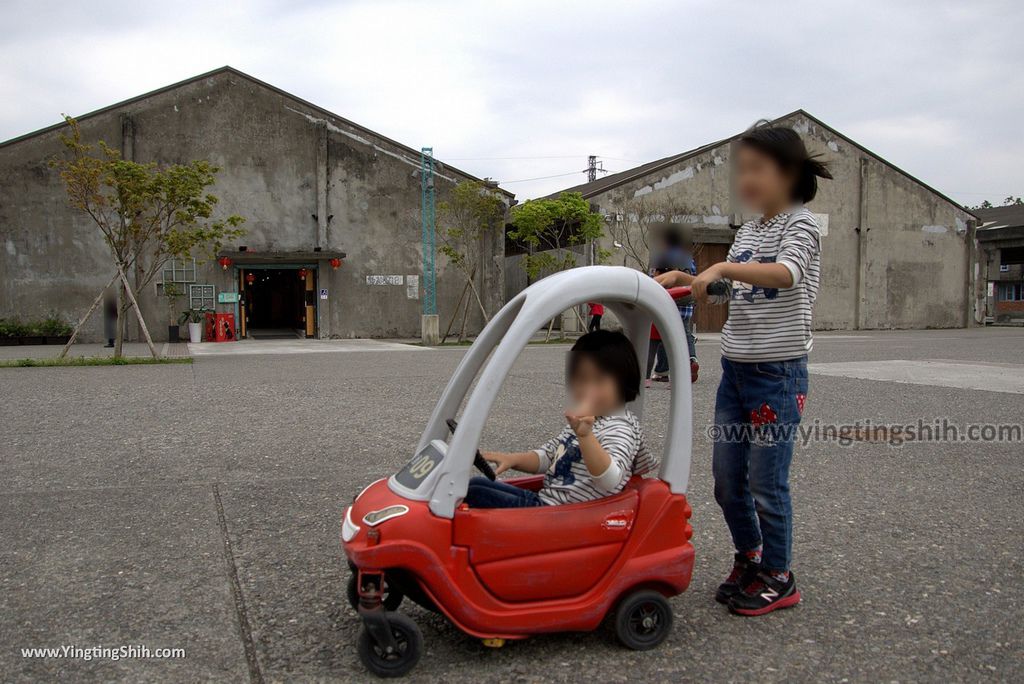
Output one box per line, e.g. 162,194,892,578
465,330,656,508
587,301,604,332
647,230,699,385
656,122,831,616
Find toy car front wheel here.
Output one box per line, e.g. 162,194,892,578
614,590,673,651
357,612,422,678
348,573,404,612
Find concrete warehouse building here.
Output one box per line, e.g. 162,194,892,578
544,110,979,332
0,67,511,343
974,204,1024,324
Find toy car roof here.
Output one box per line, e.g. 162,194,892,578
391,265,695,518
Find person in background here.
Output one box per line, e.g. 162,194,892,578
649,226,700,384
587,301,604,332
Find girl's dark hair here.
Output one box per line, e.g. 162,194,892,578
567,329,641,403
738,122,833,203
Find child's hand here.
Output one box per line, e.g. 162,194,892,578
690,263,724,303
482,451,517,475
654,271,685,288
565,405,596,438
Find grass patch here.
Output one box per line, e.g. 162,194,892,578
0,356,192,368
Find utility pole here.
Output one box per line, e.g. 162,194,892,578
587,155,601,182
420,147,439,344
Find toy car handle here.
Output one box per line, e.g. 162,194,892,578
445,419,498,481
666,286,691,300
666,281,730,300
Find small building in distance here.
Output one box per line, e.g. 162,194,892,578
975,204,1024,324
540,110,978,332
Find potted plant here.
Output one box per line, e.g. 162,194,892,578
164,283,183,342
179,308,205,343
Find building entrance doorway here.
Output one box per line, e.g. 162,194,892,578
693,242,730,333
240,266,317,339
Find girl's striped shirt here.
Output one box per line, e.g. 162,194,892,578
715,206,821,362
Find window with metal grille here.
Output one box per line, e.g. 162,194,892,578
189,284,216,310
162,258,197,284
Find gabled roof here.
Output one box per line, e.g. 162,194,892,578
0,66,513,198
974,205,1024,233
545,139,726,200
545,109,973,216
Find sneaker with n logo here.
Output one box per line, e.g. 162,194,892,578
714,552,761,604
728,570,800,616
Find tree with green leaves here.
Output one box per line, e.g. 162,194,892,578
969,196,1022,210
508,192,604,281
437,180,507,342
51,116,245,358
508,192,605,338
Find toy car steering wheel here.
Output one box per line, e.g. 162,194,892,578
445,419,497,481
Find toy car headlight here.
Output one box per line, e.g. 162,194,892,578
341,506,360,542
362,505,409,527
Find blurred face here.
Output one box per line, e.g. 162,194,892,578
568,356,622,414
735,144,794,214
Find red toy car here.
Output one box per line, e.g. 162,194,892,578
342,267,699,677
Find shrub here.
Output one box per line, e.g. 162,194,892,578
35,315,73,337
0,319,28,338
0,316,72,337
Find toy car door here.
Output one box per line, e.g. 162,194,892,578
452,484,640,602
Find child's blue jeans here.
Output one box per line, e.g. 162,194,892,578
712,356,808,572
464,476,544,508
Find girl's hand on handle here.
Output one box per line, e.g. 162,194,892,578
690,263,725,303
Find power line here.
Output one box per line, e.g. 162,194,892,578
444,155,589,161
499,168,589,183
444,154,644,163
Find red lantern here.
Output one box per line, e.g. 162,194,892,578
298,268,307,280
218,256,232,270
245,272,255,285
329,258,342,270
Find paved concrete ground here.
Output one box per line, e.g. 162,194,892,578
0,342,190,360
1,328,1022,682
187,338,427,356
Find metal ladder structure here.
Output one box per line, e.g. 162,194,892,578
420,147,437,317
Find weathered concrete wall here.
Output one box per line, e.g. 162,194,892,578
589,143,733,274
580,112,974,330
0,70,508,342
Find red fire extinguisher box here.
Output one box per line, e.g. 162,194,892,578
214,313,236,342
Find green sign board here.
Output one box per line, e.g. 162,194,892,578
218,292,241,303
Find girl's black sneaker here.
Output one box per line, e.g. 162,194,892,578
714,553,760,604
728,571,801,616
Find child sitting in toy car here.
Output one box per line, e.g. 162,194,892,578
465,330,658,508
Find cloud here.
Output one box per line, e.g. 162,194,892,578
1,0,1021,203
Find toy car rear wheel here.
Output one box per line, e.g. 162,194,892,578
348,573,404,612
614,590,673,651
357,612,422,678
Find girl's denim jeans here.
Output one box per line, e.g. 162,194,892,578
712,355,808,571
464,476,543,508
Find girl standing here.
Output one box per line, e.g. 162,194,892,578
656,123,831,616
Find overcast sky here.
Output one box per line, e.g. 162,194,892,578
1,0,1021,203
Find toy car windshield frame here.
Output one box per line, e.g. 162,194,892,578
388,266,695,518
